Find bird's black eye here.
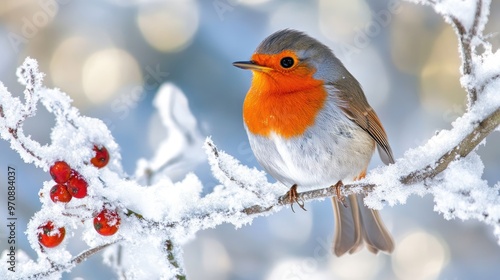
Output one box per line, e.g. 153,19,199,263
280,57,294,68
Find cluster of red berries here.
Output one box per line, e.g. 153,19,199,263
38,145,121,248
49,161,86,202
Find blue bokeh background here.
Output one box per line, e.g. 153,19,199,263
1,0,500,279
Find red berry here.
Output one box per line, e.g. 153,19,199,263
49,161,71,184
38,221,65,248
67,171,88,199
50,184,72,203
91,145,109,168
94,209,121,236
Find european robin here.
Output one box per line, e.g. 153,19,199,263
233,29,395,256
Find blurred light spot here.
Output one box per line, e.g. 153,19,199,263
390,3,433,74
82,48,142,104
392,230,449,280
266,208,312,244
50,36,92,107
269,2,317,33
200,238,232,279
330,249,383,279
420,26,462,112
136,0,199,52
1,1,58,32
319,0,371,42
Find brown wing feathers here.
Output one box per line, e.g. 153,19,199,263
328,80,395,165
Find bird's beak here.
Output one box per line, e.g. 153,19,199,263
233,61,273,72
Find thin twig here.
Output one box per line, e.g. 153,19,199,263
28,240,120,279
72,241,120,265
165,240,187,280
479,74,500,93
206,140,263,198
449,0,484,106
7,127,43,161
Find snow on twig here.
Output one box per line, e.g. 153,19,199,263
0,0,499,279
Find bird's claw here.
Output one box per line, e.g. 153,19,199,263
332,181,348,208
283,184,307,212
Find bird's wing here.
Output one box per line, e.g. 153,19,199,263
326,81,395,165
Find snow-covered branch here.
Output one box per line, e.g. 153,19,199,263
29,241,119,280
0,0,499,279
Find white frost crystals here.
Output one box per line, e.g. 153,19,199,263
0,0,500,279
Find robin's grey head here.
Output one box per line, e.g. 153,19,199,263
234,29,351,83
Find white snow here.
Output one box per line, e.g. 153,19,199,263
0,0,499,278
134,83,205,184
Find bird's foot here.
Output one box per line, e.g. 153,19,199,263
331,181,348,208
282,184,306,213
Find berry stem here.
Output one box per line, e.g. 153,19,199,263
165,240,186,280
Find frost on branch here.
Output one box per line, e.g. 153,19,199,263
1,0,500,279
0,59,185,278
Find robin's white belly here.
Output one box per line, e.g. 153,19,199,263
246,110,375,189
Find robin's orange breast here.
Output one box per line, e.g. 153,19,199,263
243,63,327,138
